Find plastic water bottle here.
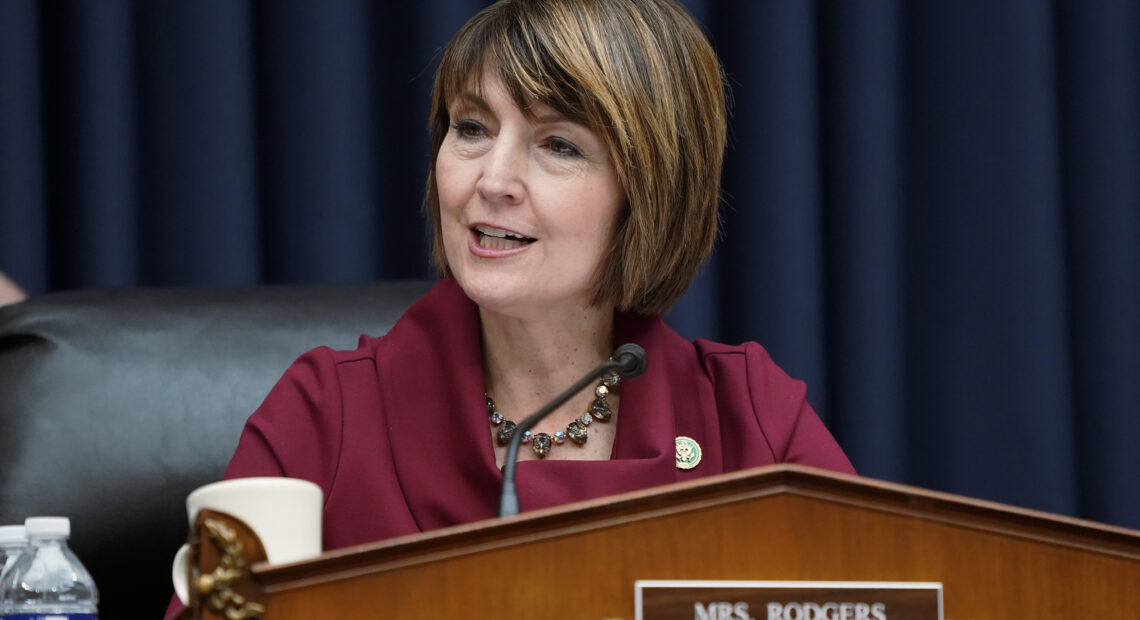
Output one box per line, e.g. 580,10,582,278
0,517,98,620
0,525,27,609
0,525,26,575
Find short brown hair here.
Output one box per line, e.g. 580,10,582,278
425,0,727,314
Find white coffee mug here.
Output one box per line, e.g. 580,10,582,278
171,477,322,604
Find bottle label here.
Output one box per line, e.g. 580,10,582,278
2,614,97,620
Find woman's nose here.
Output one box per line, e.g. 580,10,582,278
476,141,526,205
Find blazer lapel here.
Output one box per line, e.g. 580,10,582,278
378,278,502,530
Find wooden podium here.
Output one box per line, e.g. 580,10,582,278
187,465,1140,619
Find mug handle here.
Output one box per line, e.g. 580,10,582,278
171,543,191,605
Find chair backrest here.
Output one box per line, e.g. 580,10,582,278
0,280,434,618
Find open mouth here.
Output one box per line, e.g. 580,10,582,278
473,224,536,250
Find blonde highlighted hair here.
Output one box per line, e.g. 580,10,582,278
425,0,727,314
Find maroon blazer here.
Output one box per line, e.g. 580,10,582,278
165,278,854,618
222,277,854,549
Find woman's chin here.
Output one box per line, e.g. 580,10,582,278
456,277,585,321
459,280,533,315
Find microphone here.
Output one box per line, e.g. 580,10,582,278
497,343,648,517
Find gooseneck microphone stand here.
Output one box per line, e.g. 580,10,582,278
498,343,648,517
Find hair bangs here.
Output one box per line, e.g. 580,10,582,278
437,3,596,128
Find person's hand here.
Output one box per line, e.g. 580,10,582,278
0,271,27,306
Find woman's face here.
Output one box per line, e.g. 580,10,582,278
436,72,624,318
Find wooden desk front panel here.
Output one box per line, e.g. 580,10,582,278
258,491,1140,619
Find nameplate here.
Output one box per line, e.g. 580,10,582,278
635,580,942,620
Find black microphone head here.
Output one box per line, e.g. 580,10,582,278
613,343,648,379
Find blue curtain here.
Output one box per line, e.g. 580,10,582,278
2,0,1137,530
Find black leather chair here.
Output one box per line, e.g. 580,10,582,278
0,280,433,618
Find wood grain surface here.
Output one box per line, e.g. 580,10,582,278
237,465,1140,619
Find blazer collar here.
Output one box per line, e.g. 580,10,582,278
379,278,711,526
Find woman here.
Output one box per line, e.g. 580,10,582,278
235,0,851,537
167,0,851,615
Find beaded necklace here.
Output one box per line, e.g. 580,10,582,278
486,370,621,458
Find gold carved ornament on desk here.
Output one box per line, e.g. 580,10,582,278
186,508,268,620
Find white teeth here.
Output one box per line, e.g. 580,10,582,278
474,224,508,238
474,225,531,240
479,235,526,250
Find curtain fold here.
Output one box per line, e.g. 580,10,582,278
0,0,47,293
817,0,905,479
1057,0,1140,528
254,0,379,282
134,0,262,285
898,0,1078,515
1,0,1137,529
40,0,137,288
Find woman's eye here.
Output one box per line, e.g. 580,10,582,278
546,137,583,158
451,120,486,140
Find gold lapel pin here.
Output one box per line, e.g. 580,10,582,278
675,436,701,470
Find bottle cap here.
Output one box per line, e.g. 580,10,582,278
24,516,70,538
0,525,26,544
